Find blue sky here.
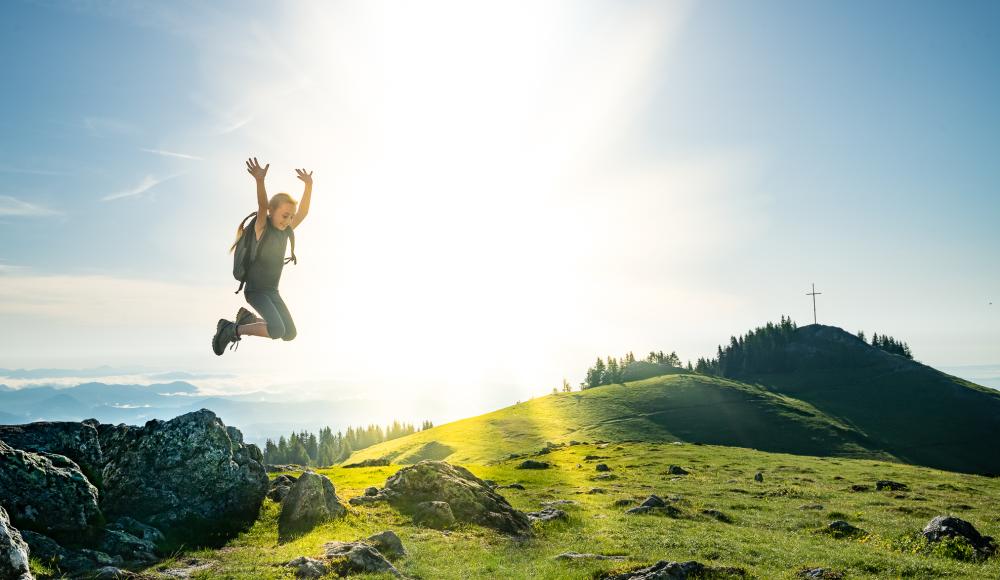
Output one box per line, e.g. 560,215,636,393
1,1,998,416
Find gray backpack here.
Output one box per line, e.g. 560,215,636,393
232,211,296,293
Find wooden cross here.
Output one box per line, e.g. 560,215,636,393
806,283,821,324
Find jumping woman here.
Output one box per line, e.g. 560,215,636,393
212,157,313,355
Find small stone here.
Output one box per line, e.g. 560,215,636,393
587,488,606,494
365,530,406,560
826,520,865,538
596,463,611,472
799,503,825,510
667,465,689,476
850,484,870,492
284,556,328,579
554,552,626,561
517,460,550,469
876,480,908,491
754,472,764,482
527,508,567,522
639,495,666,508
364,486,380,496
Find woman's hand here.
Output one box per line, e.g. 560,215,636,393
295,168,313,186
246,157,269,181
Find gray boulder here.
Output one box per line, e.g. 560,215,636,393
922,515,996,558
0,505,33,580
98,528,158,564
381,460,532,535
412,501,455,529
365,530,406,560
0,421,104,485
268,474,296,502
278,471,347,540
517,460,550,469
667,465,689,476
99,409,268,544
323,541,401,577
106,516,164,544
0,439,102,541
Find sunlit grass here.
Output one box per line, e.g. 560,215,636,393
131,441,1000,579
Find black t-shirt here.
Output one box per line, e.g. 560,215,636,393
245,218,291,291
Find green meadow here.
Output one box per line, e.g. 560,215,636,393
128,376,1000,579
140,440,1000,579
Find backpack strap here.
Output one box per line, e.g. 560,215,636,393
284,229,298,265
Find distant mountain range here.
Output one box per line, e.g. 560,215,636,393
0,380,400,444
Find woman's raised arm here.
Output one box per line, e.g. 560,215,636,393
246,157,270,238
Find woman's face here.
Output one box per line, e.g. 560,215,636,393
270,202,296,230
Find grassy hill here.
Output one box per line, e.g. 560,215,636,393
345,373,895,467
132,441,1000,579
738,325,1000,476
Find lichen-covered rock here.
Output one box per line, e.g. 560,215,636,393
1,506,33,580
268,474,296,502
98,528,158,563
278,471,347,540
99,409,268,544
0,421,104,485
527,508,567,522
412,501,455,529
0,439,102,541
284,556,328,578
922,515,996,558
106,516,164,545
381,461,532,535
323,541,401,577
365,530,406,560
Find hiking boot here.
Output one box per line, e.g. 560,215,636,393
212,319,239,356
235,307,260,326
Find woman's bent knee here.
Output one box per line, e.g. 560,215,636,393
267,321,286,339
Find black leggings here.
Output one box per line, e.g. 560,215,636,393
245,289,297,341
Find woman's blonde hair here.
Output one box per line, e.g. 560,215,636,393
229,193,298,253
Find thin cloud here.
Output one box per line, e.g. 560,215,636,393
0,165,65,176
83,116,138,137
140,148,203,161
101,174,176,202
0,195,59,216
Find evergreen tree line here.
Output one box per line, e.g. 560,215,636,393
694,315,799,377
581,350,689,389
262,419,434,466
856,330,913,359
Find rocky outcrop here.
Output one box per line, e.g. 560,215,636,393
99,409,269,544
381,460,532,535
1,505,33,580
0,439,102,541
922,516,996,558
278,471,347,540
0,421,104,485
